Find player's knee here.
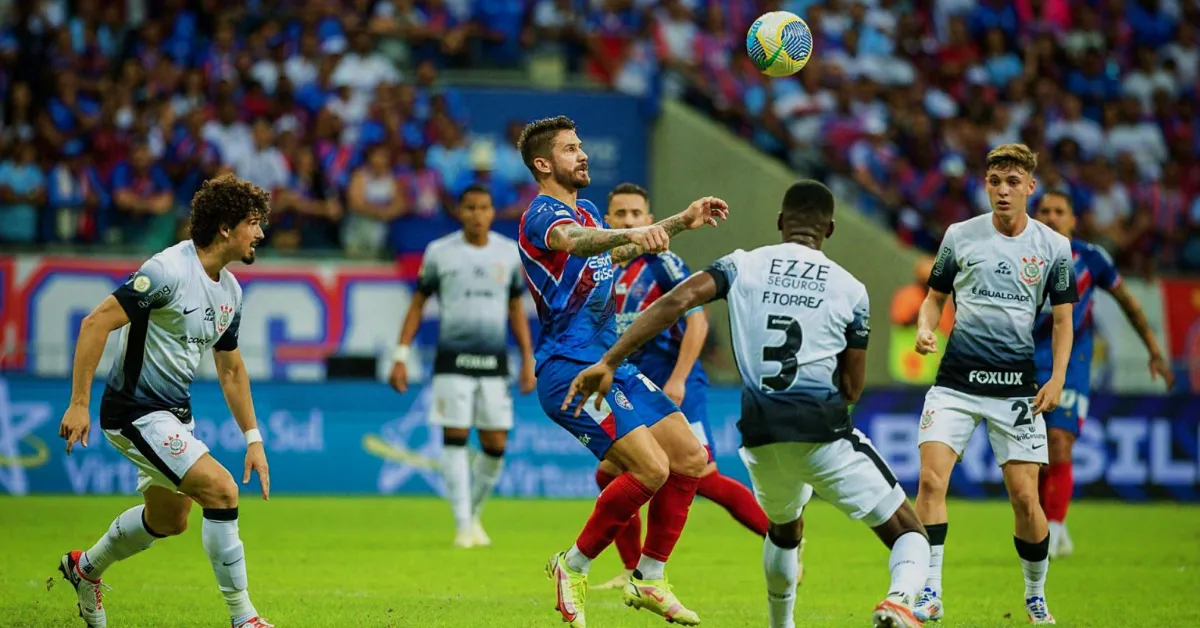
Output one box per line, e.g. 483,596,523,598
443,430,469,448
481,445,506,458
1009,486,1041,520
194,470,239,510
917,464,950,497
631,456,670,492
671,442,708,477
767,519,804,548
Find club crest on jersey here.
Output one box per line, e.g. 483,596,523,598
613,388,633,410
920,409,934,430
216,304,234,333
1019,256,1045,285
163,433,188,457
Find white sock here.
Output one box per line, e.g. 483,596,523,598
888,532,931,603
79,505,160,580
927,544,944,592
1021,558,1049,597
763,537,799,628
441,445,471,531
635,555,667,580
469,451,505,520
564,544,591,574
202,508,258,625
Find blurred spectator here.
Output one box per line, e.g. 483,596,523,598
0,141,47,243
344,142,405,258
110,141,174,248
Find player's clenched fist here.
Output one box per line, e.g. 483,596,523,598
681,196,730,230
630,225,670,253
915,329,939,355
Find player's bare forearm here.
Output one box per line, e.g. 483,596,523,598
610,243,644,264
917,290,949,335
508,297,535,364
1112,283,1165,360
1050,303,1073,383
214,349,259,432
669,309,708,383
549,224,636,257
837,348,867,403
71,296,130,407
602,273,717,368
396,292,428,346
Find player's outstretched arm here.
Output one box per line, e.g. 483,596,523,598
915,289,949,355
547,222,668,259
213,347,270,500
60,295,130,453
1109,283,1175,388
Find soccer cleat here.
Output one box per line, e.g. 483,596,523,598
1026,596,1055,624
593,569,634,591
872,593,923,628
545,551,588,627
622,574,700,625
912,587,943,622
453,527,476,549
470,519,492,547
233,618,275,628
57,550,107,627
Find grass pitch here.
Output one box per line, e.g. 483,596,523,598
1,496,1197,627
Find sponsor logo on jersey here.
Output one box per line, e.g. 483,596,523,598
970,287,1031,302
967,370,1025,385
137,284,171,309
1020,256,1045,285
613,388,633,410
163,433,188,457
455,354,500,371
995,261,1012,276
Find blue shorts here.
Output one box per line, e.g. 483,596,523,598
635,357,713,459
537,357,681,460
1038,370,1088,436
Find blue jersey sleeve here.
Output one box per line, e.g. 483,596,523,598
1088,244,1122,292
522,200,577,251
652,252,700,316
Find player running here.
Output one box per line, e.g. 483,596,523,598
517,115,728,627
565,180,931,628
593,182,770,592
389,183,537,549
1033,192,1173,558
56,175,273,628
912,144,1078,625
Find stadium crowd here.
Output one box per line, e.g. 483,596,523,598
0,0,1198,275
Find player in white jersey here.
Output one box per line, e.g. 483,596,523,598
56,175,274,628
389,184,537,548
564,181,931,628
911,144,1078,625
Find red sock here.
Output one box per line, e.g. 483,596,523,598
596,470,643,570
642,472,700,562
576,472,654,559
698,472,768,537
1041,461,1073,523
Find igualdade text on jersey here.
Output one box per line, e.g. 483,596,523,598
766,259,829,292
970,286,1032,303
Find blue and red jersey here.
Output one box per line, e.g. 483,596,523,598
614,252,703,370
1034,238,1121,386
518,195,618,367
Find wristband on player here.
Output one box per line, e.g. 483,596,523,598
392,344,411,363
244,428,263,445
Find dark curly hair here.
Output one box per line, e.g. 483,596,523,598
517,115,576,180
188,174,271,247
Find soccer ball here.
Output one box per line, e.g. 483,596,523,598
746,11,814,77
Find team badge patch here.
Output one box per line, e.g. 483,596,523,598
1019,256,1045,285
163,433,188,457
216,304,234,333
132,274,151,293
919,409,935,430
613,388,633,411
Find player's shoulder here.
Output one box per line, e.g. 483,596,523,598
489,231,519,250
144,240,197,281
425,230,464,254
944,214,992,241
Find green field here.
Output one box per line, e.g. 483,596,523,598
2,496,1198,627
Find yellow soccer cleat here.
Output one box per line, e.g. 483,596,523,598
545,551,588,627
622,575,700,625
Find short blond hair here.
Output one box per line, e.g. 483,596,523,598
986,143,1038,174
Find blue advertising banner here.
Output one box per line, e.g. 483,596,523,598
457,88,650,195
1,377,1196,501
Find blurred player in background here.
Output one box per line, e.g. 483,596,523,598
593,182,770,592
56,175,273,628
1033,192,1173,558
913,144,1077,625
519,115,728,627
389,183,537,548
566,180,930,628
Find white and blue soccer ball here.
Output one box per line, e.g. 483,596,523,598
746,11,814,77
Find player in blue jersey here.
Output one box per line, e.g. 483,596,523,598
516,116,728,628
592,183,770,592
1033,192,1173,558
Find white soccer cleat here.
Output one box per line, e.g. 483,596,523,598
470,519,492,547
233,617,275,628
1056,525,1074,559
453,527,476,549
1026,596,1055,624
912,587,943,622
593,569,634,591
57,550,107,628
872,593,923,628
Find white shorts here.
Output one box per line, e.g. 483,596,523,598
918,385,1048,465
429,374,513,431
738,429,907,527
103,411,209,494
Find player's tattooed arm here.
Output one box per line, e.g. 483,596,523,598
610,243,644,264
601,272,718,368
548,223,669,258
